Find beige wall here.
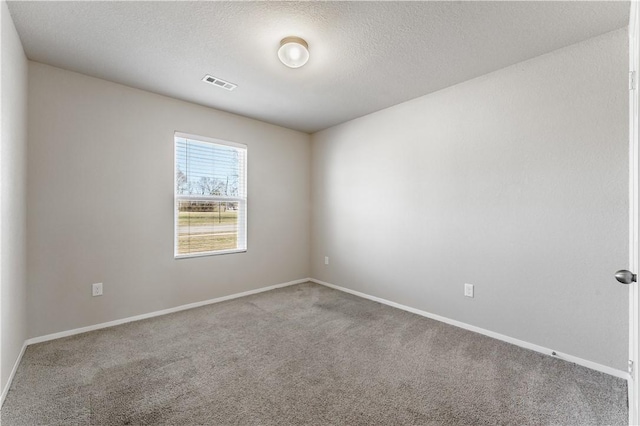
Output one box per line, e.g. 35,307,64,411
1,1,28,394
27,62,311,338
311,29,629,370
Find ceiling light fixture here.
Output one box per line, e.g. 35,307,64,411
278,36,309,69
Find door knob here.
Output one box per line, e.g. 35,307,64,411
615,270,637,284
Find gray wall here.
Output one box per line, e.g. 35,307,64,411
27,62,311,338
1,1,28,393
311,29,629,370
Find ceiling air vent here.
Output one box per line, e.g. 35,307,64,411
202,74,237,91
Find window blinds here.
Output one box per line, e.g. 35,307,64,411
174,133,247,257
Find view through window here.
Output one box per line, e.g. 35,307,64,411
174,133,247,257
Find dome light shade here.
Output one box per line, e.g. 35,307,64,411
278,37,309,68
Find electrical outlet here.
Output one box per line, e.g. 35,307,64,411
324,256,329,265
92,283,103,297
464,283,474,298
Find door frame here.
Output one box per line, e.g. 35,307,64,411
629,2,639,424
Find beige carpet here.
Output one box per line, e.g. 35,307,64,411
1,282,628,425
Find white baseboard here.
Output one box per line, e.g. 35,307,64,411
1,341,27,408
310,278,628,380
26,278,310,346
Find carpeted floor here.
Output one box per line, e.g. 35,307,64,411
1,282,628,425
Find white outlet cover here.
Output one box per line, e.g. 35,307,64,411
324,256,329,265
92,282,103,297
464,283,474,298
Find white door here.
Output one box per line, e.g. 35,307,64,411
628,2,639,425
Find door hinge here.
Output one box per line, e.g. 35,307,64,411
629,360,634,376
631,71,637,91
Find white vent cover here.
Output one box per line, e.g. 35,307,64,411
202,75,237,91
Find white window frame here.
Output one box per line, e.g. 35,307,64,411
174,131,248,259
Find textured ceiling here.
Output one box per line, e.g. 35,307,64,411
7,1,630,133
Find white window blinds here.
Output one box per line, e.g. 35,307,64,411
174,132,247,257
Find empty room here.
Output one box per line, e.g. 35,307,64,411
1,0,640,425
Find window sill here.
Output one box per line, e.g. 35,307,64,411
174,248,247,259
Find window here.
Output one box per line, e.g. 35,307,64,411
174,132,247,258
